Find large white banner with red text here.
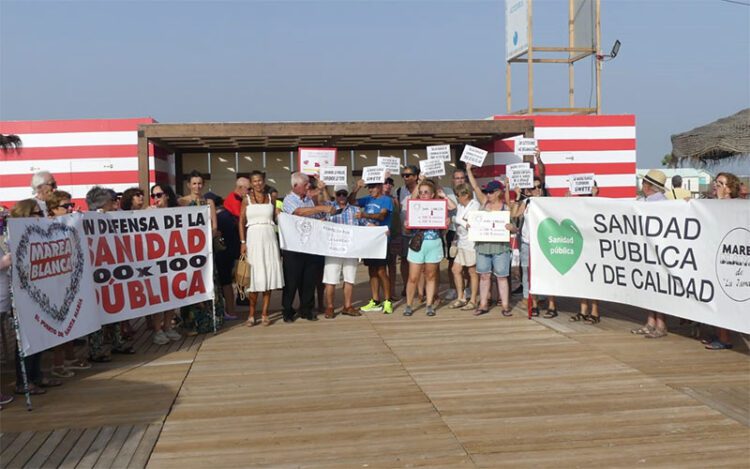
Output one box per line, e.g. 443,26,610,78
9,206,213,355
528,198,750,334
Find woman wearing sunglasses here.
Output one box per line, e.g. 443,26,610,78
466,164,517,317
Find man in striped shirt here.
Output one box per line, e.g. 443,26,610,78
319,184,362,319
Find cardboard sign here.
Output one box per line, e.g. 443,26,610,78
515,138,537,156
419,158,446,178
507,163,534,189
377,156,401,174
362,166,386,184
569,173,595,195
406,199,448,229
427,144,451,161
466,210,510,242
320,166,348,186
459,145,488,167
299,147,337,176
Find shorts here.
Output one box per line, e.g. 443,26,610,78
364,257,388,267
323,257,358,285
475,251,511,277
454,247,476,267
407,238,444,264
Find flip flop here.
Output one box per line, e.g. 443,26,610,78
15,386,45,395
39,378,63,388
112,346,136,355
705,340,733,350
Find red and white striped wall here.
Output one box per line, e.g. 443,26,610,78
475,114,636,198
0,118,175,209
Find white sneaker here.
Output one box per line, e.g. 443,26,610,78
152,331,169,345
444,289,458,301
164,329,181,341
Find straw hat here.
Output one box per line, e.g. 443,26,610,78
642,169,667,191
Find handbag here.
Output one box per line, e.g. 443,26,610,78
234,254,251,299
409,231,424,252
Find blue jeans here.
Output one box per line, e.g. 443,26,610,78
475,251,511,277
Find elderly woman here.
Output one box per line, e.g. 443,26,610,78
239,170,284,326
704,172,743,350
466,165,517,317
120,187,146,211
10,199,63,394
450,183,480,311
403,178,453,317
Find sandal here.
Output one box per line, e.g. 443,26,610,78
65,359,92,370
570,312,587,322
584,315,600,324
460,302,476,311
89,354,112,363
644,329,667,339
473,308,489,316
51,367,74,378
543,309,558,319
112,346,135,355
530,307,539,317
501,309,513,317
262,317,271,327
451,299,468,309
39,378,63,388
15,385,45,395
630,325,654,335
705,340,733,350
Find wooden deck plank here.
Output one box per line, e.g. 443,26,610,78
110,424,147,468
127,424,162,468
73,426,115,469
1,430,35,466
92,425,133,469
0,431,19,453
23,428,68,468
6,430,51,468
43,428,84,468
59,427,100,469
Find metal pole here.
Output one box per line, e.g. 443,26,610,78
8,265,32,410
568,0,575,109
595,0,602,114
527,0,534,114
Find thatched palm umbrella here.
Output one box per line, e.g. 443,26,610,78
670,108,750,165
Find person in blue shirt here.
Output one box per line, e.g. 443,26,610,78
348,179,394,314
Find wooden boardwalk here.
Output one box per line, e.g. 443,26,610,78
2,275,749,468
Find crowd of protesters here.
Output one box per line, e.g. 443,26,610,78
0,158,746,409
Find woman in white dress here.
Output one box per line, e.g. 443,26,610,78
238,171,284,326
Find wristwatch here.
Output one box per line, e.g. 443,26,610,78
240,240,246,244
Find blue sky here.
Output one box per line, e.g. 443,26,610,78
1,0,748,170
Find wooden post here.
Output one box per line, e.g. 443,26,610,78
527,0,534,114
568,0,575,109
595,0,602,114
137,131,149,192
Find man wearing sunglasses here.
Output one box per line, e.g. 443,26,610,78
30,170,57,217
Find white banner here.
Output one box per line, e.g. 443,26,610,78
377,156,401,174
278,213,388,259
9,214,100,356
299,147,337,176
427,144,451,161
8,206,214,355
320,166,348,186
460,145,489,167
528,198,750,334
467,210,511,242
419,158,446,178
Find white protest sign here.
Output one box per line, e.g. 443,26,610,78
569,173,595,195
528,198,750,334
320,166,348,186
466,210,511,242
377,156,401,174
8,214,101,356
406,199,448,229
278,213,388,259
460,145,488,167
427,144,451,161
299,147,337,176
362,166,386,184
507,163,534,189
514,138,537,156
419,158,446,178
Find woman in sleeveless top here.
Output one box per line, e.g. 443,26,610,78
466,164,518,317
178,170,218,237
239,171,284,326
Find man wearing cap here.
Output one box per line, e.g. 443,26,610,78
349,178,394,314
632,169,669,338
382,177,402,300
319,184,362,319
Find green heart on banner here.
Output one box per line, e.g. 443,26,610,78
537,218,583,275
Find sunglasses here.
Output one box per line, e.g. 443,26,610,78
43,181,58,189
335,191,348,196
151,192,165,199
401,173,415,178
418,190,433,195
61,203,75,210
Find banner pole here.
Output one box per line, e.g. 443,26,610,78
527,243,532,320
8,272,33,410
